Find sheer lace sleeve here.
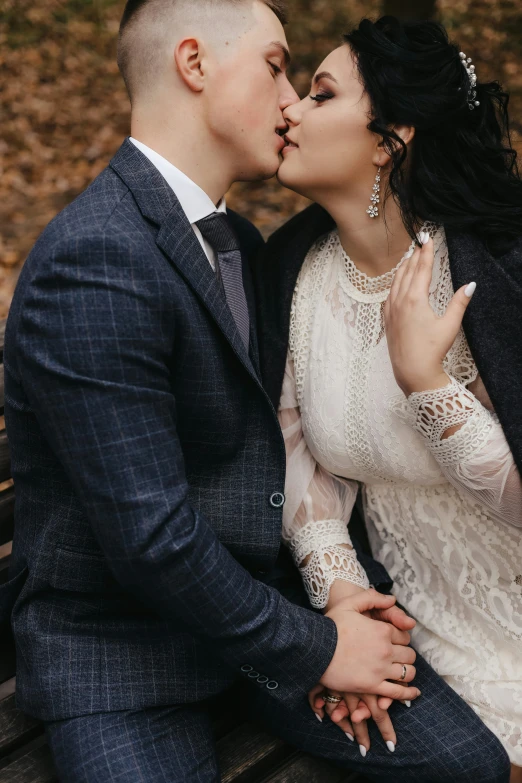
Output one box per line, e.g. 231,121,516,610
279,351,369,609
391,374,522,527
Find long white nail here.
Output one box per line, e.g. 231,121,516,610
404,700,411,707
464,282,477,298
315,713,322,723
345,732,354,741
421,232,429,245
359,745,367,758
387,741,396,753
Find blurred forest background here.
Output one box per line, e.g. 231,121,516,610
1,0,521,317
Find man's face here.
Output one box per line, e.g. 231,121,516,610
204,1,298,181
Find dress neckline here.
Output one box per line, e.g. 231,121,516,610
336,224,428,303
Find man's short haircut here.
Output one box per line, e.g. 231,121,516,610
117,0,288,104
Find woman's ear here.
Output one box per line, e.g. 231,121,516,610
393,124,415,148
174,37,205,93
373,124,415,167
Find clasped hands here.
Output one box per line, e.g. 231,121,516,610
308,586,419,755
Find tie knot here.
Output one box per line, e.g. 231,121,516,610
195,213,239,253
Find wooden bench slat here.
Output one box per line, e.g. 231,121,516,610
0,739,56,783
263,753,365,782
0,694,43,759
0,487,15,547
0,678,15,703
218,724,294,783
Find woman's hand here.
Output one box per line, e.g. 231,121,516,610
309,686,398,756
383,232,476,397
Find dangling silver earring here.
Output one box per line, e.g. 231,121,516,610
366,167,381,218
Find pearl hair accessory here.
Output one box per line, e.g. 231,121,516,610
366,166,381,218
459,51,480,110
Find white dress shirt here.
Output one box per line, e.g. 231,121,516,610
130,137,226,269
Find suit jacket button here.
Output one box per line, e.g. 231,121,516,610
247,671,260,679
241,665,253,673
269,492,285,508
266,680,279,690
257,675,268,684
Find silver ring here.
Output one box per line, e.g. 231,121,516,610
400,664,407,681
323,693,343,704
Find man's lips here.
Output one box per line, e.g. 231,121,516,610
281,133,299,153
275,132,286,152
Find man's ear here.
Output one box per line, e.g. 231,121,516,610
373,124,415,167
174,37,205,92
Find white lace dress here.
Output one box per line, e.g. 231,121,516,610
280,224,522,765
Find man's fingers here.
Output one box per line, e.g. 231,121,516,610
389,626,412,646
389,663,416,683
373,605,416,631
377,682,421,701
347,588,396,615
391,644,416,665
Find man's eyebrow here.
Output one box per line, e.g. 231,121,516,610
268,42,291,68
313,71,338,84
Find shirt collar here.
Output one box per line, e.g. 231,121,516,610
129,137,226,224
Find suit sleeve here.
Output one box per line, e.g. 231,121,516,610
13,234,337,706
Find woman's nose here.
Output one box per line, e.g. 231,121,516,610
283,97,304,126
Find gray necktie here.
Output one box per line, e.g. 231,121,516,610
196,213,251,351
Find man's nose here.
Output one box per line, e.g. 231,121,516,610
279,76,300,112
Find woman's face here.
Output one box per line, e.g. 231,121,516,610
278,46,378,201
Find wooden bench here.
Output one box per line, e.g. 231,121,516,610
0,318,367,782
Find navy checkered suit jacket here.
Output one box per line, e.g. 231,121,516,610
1,139,337,721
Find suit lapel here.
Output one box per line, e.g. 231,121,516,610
110,139,257,382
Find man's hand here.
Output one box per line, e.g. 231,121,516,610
325,582,416,634
320,589,419,701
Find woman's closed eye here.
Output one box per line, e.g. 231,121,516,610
269,62,282,76
309,91,334,103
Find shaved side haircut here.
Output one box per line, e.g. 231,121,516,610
117,0,288,104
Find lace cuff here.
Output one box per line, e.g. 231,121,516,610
391,375,494,467
288,519,370,609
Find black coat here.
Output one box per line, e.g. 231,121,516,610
253,203,522,476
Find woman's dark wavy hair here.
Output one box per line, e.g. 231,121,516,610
344,16,522,255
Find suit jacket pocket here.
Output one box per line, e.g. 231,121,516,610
49,547,115,593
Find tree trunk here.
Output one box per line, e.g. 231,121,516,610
382,0,437,20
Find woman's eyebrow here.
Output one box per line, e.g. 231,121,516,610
313,71,338,84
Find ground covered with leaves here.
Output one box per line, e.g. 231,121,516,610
1,0,521,316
